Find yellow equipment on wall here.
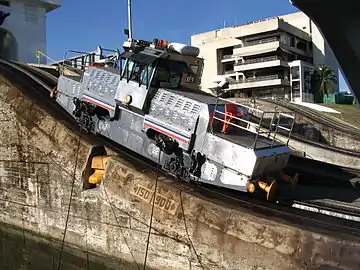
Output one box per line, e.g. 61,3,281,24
88,155,111,184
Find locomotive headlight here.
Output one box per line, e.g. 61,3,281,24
124,95,132,105
98,120,110,132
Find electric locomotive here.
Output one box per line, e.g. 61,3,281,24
52,38,296,200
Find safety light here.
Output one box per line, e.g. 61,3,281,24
153,38,169,49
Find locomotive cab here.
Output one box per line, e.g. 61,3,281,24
115,39,204,114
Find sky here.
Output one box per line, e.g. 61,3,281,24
45,0,350,92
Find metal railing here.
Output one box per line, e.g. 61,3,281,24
211,98,295,149
229,74,280,84
244,36,279,47
222,54,234,60
35,50,74,76
46,46,123,73
235,55,280,66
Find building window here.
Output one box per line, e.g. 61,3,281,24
25,4,38,23
296,40,307,51
291,66,300,80
0,1,9,6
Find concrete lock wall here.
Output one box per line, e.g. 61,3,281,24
2,75,360,269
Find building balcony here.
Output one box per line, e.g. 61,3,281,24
228,75,290,90
233,39,310,58
244,36,279,47
221,54,236,63
233,56,288,71
234,38,281,57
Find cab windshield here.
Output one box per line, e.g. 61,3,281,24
122,59,155,88
122,53,190,90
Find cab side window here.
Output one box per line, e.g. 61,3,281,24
151,59,187,89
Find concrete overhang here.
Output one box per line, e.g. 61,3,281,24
40,0,61,12
234,60,289,72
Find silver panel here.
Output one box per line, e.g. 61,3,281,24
56,76,82,113
144,89,203,150
115,80,148,110
148,89,202,133
81,67,119,115
201,133,257,177
219,169,249,192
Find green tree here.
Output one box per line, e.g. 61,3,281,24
311,64,338,95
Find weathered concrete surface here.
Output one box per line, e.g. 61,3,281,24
230,98,360,153
276,132,360,169
1,74,360,270
0,221,137,270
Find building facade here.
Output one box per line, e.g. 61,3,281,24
191,12,340,102
0,0,60,64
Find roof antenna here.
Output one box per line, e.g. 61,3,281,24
127,0,133,41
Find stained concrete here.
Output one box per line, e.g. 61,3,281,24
276,132,360,169
0,221,141,270
1,74,360,270
231,98,360,153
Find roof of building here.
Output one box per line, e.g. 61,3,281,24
192,11,306,38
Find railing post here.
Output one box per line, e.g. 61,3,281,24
211,96,220,134
252,111,264,149
286,114,296,145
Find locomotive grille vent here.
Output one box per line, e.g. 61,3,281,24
111,77,119,86
99,73,106,81
166,95,176,105
105,75,113,85
159,93,168,103
191,104,201,114
94,71,101,80
183,101,192,111
175,98,184,109
89,69,96,76
154,91,162,100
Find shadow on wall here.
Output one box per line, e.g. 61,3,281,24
0,28,17,61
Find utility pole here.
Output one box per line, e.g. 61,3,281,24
127,0,133,41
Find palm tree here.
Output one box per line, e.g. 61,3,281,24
311,64,338,95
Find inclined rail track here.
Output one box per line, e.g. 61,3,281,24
265,98,360,135
2,60,360,237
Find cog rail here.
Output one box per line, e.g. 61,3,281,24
2,59,360,229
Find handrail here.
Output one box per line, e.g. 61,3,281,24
244,36,279,46
211,98,296,149
36,50,74,75
61,47,122,71
229,74,281,84
234,55,280,66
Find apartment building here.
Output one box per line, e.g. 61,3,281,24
191,12,340,103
